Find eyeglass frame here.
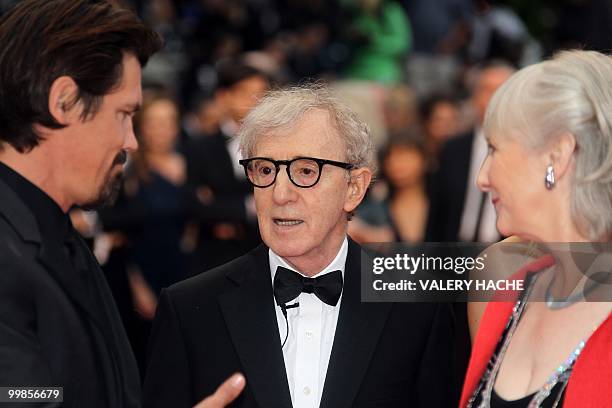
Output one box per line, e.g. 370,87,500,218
238,156,355,188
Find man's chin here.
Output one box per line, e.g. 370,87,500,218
267,239,310,259
80,172,124,211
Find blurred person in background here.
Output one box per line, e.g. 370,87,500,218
185,60,269,274
97,94,190,373
183,94,223,140
424,61,514,404
462,49,612,408
402,0,471,97
426,61,514,243
420,93,461,169
342,0,412,84
467,0,534,67
382,84,420,136
128,94,189,306
138,0,187,95
349,129,430,243
285,18,337,81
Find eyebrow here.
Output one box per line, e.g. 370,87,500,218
124,103,141,113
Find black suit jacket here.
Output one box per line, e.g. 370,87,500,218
425,131,475,242
0,179,140,407
424,131,479,402
143,239,454,407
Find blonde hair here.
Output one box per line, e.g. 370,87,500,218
484,50,612,240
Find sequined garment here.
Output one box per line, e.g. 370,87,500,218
468,273,586,408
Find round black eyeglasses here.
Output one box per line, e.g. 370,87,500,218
238,157,354,188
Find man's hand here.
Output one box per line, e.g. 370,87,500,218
193,373,246,408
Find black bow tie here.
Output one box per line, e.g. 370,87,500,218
273,266,343,307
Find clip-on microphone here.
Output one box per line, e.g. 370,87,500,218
279,302,299,348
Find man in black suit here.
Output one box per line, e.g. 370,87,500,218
0,1,162,406
185,61,269,274
424,62,514,404
144,85,455,407
426,62,515,243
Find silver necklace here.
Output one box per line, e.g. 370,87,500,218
474,275,536,408
469,273,586,408
545,275,599,310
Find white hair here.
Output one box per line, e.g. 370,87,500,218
236,83,377,173
484,50,612,240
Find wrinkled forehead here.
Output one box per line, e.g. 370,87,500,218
252,109,347,159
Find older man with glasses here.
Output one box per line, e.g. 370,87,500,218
143,85,455,408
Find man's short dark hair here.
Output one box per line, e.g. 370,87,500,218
215,59,267,91
0,0,163,152
419,93,458,122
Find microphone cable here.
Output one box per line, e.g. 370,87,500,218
279,302,299,348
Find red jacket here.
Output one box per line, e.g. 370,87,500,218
460,255,612,408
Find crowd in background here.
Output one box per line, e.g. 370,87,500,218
2,0,611,376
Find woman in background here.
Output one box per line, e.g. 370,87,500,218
462,50,612,407
349,129,430,243
420,93,460,169
124,94,189,317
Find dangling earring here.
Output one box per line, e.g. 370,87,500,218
545,164,555,190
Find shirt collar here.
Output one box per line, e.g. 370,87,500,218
269,236,348,285
0,161,71,243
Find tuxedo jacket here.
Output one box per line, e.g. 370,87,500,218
143,239,455,408
425,131,475,242
0,179,140,407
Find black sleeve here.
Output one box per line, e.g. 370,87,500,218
142,290,193,408
0,248,61,408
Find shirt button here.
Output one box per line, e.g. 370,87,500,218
303,386,311,395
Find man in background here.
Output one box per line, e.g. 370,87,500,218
424,61,514,403
185,61,270,274
426,61,515,243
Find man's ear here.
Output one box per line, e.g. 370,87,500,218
48,76,81,125
344,167,373,213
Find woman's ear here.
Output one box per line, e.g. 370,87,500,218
344,167,373,213
549,132,577,181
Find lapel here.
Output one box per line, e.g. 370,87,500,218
320,239,393,408
218,245,293,408
37,237,99,319
0,178,106,333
